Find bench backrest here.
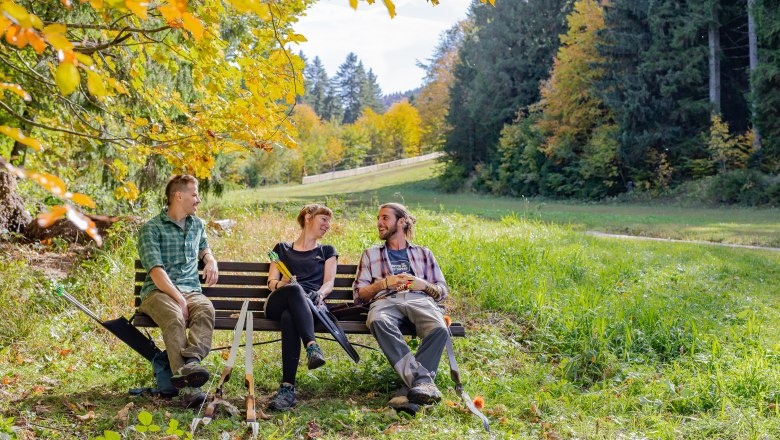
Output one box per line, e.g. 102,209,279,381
133,261,359,317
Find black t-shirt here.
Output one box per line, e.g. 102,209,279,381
387,248,414,276
272,242,338,293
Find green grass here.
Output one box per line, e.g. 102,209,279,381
3,165,780,438
216,159,780,247
3,205,780,439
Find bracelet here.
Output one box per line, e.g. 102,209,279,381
382,278,388,290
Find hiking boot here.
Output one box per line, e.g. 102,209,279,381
306,343,326,370
388,395,420,416
178,386,206,409
171,361,210,389
268,384,296,411
407,381,442,405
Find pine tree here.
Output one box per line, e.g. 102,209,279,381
361,68,385,114
597,0,711,185
753,0,780,170
443,0,574,188
334,52,364,124
302,56,330,118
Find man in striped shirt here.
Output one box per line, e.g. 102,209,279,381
353,203,449,413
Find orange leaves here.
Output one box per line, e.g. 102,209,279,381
69,192,97,208
0,126,42,151
181,12,203,40
37,206,67,228
0,2,47,53
443,315,452,327
473,395,485,409
158,1,203,40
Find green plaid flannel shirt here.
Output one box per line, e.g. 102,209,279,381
137,209,209,300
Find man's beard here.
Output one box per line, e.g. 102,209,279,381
379,222,398,240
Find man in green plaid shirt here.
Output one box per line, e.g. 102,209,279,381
137,175,219,408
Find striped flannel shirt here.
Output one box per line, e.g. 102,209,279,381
137,208,209,300
352,242,448,305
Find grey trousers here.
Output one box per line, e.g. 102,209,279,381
138,290,215,373
366,291,448,389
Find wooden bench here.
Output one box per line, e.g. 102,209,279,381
132,260,466,338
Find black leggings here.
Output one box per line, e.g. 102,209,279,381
264,284,316,385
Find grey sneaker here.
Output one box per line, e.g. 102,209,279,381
178,386,206,409
306,343,326,370
407,381,442,405
268,384,296,411
171,361,210,389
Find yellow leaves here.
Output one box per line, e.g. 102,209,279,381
89,0,104,9
44,24,73,51
383,0,396,18
124,0,147,19
480,0,496,5
86,70,107,97
349,0,358,9
55,62,80,95
0,82,31,101
0,126,42,151
114,182,139,201
1,2,33,28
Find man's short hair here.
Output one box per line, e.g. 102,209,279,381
297,204,333,228
165,175,198,206
379,202,416,240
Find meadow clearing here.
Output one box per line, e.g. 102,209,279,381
2,161,780,439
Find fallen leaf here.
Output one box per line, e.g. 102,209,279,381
32,385,46,395
59,348,72,357
473,395,485,409
114,402,134,425
33,404,51,414
76,410,95,421
531,401,542,417
305,420,322,439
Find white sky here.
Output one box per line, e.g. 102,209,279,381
292,0,472,95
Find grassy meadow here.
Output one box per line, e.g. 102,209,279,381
221,160,780,247
2,162,780,439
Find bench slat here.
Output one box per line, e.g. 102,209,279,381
133,287,353,310
132,313,466,337
134,261,358,275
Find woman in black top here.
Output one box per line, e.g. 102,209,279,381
265,204,338,411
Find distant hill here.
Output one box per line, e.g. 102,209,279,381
381,87,421,110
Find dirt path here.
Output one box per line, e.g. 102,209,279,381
585,231,780,252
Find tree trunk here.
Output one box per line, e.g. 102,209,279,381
0,168,32,235
709,0,721,114
748,0,761,150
